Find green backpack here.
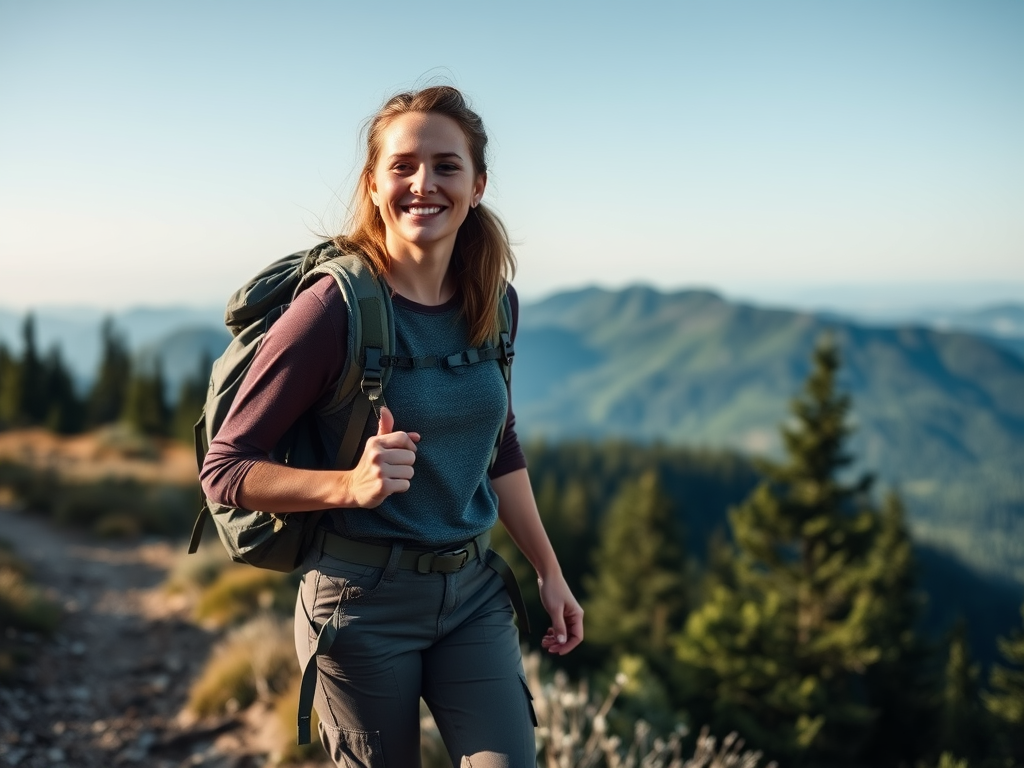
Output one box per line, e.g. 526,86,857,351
187,241,515,572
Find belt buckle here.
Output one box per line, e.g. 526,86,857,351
417,548,469,574
446,548,470,570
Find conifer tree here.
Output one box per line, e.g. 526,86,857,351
20,314,46,424
985,603,1024,760
0,341,17,428
861,493,936,764
88,318,131,427
675,337,885,765
584,469,687,667
547,477,595,600
173,351,210,443
42,346,84,434
122,356,169,436
935,620,992,762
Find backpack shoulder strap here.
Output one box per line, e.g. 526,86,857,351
490,289,515,469
294,250,395,470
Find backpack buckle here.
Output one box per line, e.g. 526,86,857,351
499,332,515,366
361,347,384,394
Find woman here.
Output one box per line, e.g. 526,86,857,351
201,85,583,767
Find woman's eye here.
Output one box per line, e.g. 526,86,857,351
437,163,459,174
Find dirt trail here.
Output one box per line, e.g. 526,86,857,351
0,507,282,768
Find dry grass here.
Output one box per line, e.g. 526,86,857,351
0,539,61,680
187,614,298,718
193,566,298,628
0,454,197,537
524,652,777,768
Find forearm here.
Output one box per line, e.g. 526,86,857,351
492,468,561,581
236,460,350,513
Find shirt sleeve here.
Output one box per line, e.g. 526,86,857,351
488,284,528,478
200,275,348,506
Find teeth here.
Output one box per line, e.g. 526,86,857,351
408,206,442,215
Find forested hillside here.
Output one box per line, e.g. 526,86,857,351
515,286,1024,583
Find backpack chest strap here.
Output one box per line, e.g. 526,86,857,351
379,339,513,371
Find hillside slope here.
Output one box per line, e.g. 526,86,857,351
515,286,1024,581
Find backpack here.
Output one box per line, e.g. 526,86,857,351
187,241,515,572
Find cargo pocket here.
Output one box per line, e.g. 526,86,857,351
319,724,385,768
519,673,538,728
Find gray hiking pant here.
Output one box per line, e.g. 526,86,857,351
294,537,538,768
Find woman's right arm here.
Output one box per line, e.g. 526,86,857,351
200,276,417,513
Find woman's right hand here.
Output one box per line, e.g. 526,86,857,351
340,407,420,508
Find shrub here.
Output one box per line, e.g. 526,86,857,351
193,567,299,628
164,542,231,597
187,614,297,718
0,455,197,537
0,540,61,681
524,652,777,768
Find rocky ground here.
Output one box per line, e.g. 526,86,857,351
0,506,326,768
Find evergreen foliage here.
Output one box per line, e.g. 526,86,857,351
675,337,913,765
935,620,992,763
985,603,1024,760
583,470,687,666
0,315,42,426
87,317,131,427
41,346,84,434
0,316,84,432
0,341,16,429
860,493,937,764
121,355,170,436
173,351,211,443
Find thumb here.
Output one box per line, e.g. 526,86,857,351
551,613,567,645
377,406,394,436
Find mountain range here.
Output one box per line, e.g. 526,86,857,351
2,290,1022,583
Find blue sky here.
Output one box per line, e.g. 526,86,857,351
1,0,1021,311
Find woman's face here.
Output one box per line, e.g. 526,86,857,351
369,111,486,261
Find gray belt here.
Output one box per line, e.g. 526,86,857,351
316,529,489,574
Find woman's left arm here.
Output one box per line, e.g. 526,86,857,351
492,468,584,655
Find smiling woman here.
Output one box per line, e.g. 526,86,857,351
199,85,583,768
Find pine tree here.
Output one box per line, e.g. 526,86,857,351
122,356,169,436
88,318,131,426
985,603,1024,761
675,337,886,765
935,620,992,762
861,493,936,764
0,341,17,428
584,469,687,666
173,351,211,443
546,477,596,601
42,346,84,434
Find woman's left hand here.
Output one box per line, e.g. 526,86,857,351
538,572,584,655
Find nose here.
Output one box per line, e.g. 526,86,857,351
410,164,437,196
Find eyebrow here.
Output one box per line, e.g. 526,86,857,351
385,151,465,163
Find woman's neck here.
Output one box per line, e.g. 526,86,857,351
384,239,457,306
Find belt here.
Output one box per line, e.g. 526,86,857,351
317,529,489,574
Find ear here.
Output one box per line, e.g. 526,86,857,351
368,174,380,207
472,172,487,207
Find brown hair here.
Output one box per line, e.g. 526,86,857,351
334,86,516,346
